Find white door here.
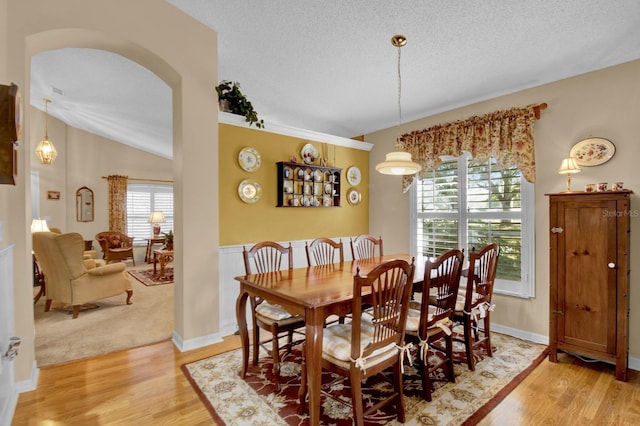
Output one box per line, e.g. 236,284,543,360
0,244,17,424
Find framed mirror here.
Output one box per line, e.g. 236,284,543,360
76,186,94,222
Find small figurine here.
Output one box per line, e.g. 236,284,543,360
291,154,298,163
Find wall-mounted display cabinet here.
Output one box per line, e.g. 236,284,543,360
277,161,341,207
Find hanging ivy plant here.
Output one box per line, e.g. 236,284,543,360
215,80,264,128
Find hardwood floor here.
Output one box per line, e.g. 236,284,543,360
12,336,640,425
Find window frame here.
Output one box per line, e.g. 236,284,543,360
126,183,174,245
409,153,535,298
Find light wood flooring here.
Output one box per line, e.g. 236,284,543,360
11,336,640,425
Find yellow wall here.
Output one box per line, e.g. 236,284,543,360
219,123,369,245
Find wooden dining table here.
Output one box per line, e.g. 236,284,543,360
234,253,425,426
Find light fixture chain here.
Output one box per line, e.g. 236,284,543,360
397,45,402,129
44,98,50,139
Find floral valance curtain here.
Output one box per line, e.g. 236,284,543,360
399,104,541,193
107,175,128,232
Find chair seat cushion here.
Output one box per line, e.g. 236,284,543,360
255,301,294,321
405,304,437,332
322,319,396,363
454,291,484,312
108,247,131,253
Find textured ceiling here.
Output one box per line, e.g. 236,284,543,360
30,0,640,159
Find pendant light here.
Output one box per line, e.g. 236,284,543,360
376,35,422,176
35,98,58,165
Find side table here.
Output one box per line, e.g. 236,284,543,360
145,237,166,263
153,249,174,279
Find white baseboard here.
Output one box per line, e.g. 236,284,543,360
172,330,223,352
491,323,549,345
492,323,640,372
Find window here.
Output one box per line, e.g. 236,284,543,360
410,153,534,298
127,183,173,244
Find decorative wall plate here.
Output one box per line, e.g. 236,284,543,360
346,166,361,186
238,147,261,172
301,143,319,164
238,179,262,203
347,188,361,205
570,137,615,166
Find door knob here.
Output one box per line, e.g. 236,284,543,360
608,262,616,269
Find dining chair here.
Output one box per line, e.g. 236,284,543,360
242,241,305,389
405,249,464,401
453,243,499,370
305,237,344,266
349,234,383,260
299,257,415,425
305,237,345,325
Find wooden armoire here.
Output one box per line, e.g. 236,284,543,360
547,190,632,381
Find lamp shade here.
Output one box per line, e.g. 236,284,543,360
558,157,581,174
148,211,166,236
558,157,581,192
148,211,166,223
31,218,50,233
375,144,422,175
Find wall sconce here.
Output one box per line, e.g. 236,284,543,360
558,157,581,192
35,98,58,165
30,218,50,233
148,211,166,236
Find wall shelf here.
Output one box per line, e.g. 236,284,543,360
277,162,341,208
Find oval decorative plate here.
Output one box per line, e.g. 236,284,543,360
238,179,262,203
347,166,361,186
301,143,319,165
570,138,615,167
347,188,361,205
238,147,261,172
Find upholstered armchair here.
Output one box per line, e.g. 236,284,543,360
33,232,133,318
95,231,136,265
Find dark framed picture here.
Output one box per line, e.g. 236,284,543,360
47,190,61,200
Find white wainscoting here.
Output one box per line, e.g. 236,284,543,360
218,236,355,337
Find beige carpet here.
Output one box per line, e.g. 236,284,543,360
34,263,174,366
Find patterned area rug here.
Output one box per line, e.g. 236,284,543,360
182,332,548,425
128,267,174,286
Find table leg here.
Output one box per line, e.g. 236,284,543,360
153,252,158,275
235,289,250,378
305,310,325,426
159,255,166,277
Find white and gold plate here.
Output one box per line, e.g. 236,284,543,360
347,188,361,205
238,179,262,203
570,137,615,167
346,166,361,186
301,143,319,165
238,147,261,172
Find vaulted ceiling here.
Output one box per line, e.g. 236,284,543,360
30,1,640,159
